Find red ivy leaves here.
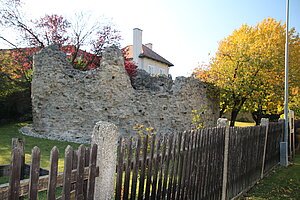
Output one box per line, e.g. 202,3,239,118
4,46,137,79
124,58,138,78
122,48,137,78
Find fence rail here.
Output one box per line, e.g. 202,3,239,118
0,164,49,177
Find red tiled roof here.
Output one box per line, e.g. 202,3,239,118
123,45,174,67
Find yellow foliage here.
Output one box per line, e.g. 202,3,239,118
193,17,300,116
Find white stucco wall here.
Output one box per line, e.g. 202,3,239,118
139,57,169,75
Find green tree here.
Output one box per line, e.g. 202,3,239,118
193,18,300,126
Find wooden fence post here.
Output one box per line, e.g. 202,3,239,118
8,147,21,200
11,138,25,181
260,118,269,178
91,121,118,200
11,138,25,200
217,118,229,200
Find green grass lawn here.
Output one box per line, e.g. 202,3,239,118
0,122,83,198
0,122,81,173
238,153,300,200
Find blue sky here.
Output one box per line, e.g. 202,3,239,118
1,0,299,78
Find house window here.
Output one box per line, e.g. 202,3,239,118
148,65,153,74
159,69,164,75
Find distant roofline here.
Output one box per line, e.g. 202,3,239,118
123,45,174,67
133,28,143,32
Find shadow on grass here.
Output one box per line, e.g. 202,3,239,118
238,153,300,200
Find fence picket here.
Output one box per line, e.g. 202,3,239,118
8,147,21,200
213,128,220,199
72,150,78,170
115,137,123,200
182,132,191,199
176,132,187,199
202,128,209,199
171,132,181,199
252,127,258,185
130,137,141,200
159,135,169,199
62,145,73,200
210,128,216,199
156,136,165,199
123,138,132,200
11,138,25,200
206,129,214,198
193,131,200,197
70,149,78,193
47,146,59,200
28,146,40,200
218,127,226,199
138,135,148,200
145,134,156,200
151,136,161,199
166,134,176,200
76,145,86,200
194,129,203,199
87,144,98,200
83,147,90,199
190,131,199,198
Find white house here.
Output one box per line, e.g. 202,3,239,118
124,28,173,75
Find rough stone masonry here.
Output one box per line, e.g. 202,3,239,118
29,45,219,143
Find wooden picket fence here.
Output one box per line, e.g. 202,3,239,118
115,121,284,199
0,141,99,200
0,120,285,200
226,122,283,198
0,139,49,182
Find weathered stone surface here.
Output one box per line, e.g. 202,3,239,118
92,121,118,199
131,69,173,92
30,45,219,143
217,118,228,127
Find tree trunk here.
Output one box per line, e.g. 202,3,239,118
251,111,262,125
251,112,258,125
229,96,247,126
230,110,239,126
219,103,227,118
251,105,263,125
219,110,225,118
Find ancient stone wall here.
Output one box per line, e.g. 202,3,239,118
30,45,219,143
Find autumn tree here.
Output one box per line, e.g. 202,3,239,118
0,0,136,121
290,87,300,119
193,18,300,126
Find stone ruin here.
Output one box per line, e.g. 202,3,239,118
25,45,219,143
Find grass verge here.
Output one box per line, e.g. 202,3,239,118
0,122,81,181
238,153,300,199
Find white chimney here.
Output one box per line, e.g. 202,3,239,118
145,43,152,49
133,28,143,66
